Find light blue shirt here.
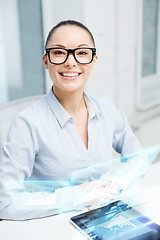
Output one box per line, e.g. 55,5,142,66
0,89,141,220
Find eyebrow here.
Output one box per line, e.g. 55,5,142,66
78,44,90,47
51,44,90,48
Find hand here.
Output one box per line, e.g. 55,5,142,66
80,180,122,208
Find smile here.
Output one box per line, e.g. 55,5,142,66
59,72,81,77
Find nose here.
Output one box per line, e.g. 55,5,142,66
64,53,77,67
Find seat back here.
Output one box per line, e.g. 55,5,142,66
0,95,44,149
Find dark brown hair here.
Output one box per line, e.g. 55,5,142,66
45,20,95,49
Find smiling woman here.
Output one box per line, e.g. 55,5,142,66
0,20,142,221
42,21,97,97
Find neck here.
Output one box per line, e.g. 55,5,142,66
53,86,86,116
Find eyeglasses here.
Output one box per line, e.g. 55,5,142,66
45,47,96,65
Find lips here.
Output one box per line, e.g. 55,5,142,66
59,72,81,77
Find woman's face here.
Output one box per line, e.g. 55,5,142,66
43,25,97,94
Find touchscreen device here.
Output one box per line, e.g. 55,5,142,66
70,200,160,240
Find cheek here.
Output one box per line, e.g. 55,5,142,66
83,66,93,77
48,65,59,78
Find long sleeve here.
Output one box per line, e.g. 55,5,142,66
109,103,142,155
0,115,84,220
0,91,150,220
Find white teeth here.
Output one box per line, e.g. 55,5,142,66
61,73,79,77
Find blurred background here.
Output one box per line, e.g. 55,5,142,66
0,0,160,148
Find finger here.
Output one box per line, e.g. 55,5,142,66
99,181,112,187
106,178,122,194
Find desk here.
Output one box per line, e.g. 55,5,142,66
1,162,160,240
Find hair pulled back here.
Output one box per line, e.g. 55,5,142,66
45,20,95,49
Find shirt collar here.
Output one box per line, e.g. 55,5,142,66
84,92,101,120
46,89,101,128
46,89,72,128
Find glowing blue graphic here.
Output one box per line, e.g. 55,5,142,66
4,145,160,212
72,200,159,240
70,145,160,188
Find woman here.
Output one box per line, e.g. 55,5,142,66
0,20,141,220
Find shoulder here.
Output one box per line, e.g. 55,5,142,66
86,94,125,129
13,96,49,125
87,94,119,115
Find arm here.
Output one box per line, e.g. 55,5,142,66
112,111,141,155
101,103,149,196
0,115,84,220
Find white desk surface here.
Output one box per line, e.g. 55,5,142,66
1,161,160,240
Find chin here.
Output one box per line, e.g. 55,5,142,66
61,83,84,93
63,87,82,93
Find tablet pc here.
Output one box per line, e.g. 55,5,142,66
70,200,160,240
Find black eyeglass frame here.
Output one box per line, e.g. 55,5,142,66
45,47,96,65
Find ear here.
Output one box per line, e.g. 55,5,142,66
42,55,49,69
91,55,98,69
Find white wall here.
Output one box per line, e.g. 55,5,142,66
42,0,160,149
85,0,160,149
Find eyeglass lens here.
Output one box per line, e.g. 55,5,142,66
48,48,94,64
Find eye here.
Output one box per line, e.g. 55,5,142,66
53,50,65,55
77,51,88,55
50,49,66,56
